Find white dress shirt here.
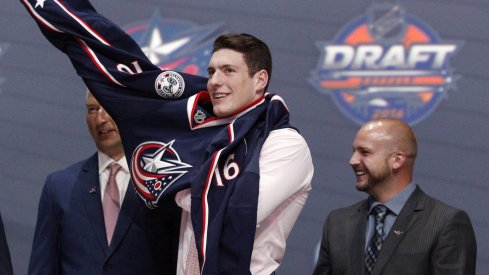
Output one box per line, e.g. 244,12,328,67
98,151,130,204
176,128,314,275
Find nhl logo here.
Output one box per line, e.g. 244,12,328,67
367,4,405,42
155,71,185,99
194,109,206,124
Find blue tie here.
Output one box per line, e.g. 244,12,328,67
365,204,388,274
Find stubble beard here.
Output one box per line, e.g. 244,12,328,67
355,161,391,194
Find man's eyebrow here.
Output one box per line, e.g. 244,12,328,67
210,63,236,69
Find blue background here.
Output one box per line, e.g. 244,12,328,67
1,0,488,274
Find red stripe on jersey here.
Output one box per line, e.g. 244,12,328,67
200,150,221,268
20,0,63,33
53,0,112,46
76,38,124,87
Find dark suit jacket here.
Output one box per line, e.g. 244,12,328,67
313,186,477,275
0,211,13,275
28,154,181,275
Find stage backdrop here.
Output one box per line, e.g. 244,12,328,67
1,0,488,274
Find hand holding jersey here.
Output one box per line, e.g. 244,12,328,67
20,1,314,274
177,34,314,274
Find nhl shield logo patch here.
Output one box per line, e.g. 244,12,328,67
194,109,207,124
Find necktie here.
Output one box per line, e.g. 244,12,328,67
365,204,388,274
103,163,122,245
185,233,201,275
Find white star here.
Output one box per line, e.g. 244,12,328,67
141,27,190,64
142,146,176,173
35,0,46,8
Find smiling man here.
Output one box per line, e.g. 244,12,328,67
175,33,314,275
206,35,270,118
313,118,477,275
20,0,313,273
28,92,181,275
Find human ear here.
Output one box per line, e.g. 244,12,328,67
255,69,268,92
391,152,406,169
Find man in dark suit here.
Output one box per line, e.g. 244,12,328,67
28,92,181,275
313,118,477,275
0,211,13,275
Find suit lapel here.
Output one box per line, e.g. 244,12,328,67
80,154,110,255
351,200,369,275
373,187,426,275
106,182,142,256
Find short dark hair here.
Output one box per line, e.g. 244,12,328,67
213,33,272,91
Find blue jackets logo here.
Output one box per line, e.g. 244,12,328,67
131,140,192,208
123,11,223,77
310,4,462,125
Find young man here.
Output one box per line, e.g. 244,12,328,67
175,34,313,275
20,1,313,274
313,118,476,275
28,93,180,275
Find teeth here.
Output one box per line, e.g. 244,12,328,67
214,93,228,99
355,171,365,176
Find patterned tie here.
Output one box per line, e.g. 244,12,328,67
365,204,388,274
185,233,201,275
103,163,122,245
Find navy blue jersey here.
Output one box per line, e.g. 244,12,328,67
21,0,292,273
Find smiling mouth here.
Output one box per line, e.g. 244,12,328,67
98,129,113,135
355,170,366,176
213,93,229,99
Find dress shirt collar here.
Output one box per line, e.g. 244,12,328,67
368,182,417,216
97,151,129,174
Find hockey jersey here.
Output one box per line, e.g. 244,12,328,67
21,0,293,273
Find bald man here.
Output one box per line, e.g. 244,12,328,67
313,118,477,275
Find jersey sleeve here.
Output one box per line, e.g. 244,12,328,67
20,0,208,120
